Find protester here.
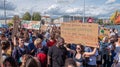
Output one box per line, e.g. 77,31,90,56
1,24,120,67
44,29,50,40
29,38,47,67
64,44,97,67
0,34,7,41
20,54,41,67
99,36,110,67
1,40,10,62
37,52,47,67
47,36,67,67
112,35,120,67
3,56,17,67
34,38,48,55
109,28,116,37
47,34,56,47
85,47,99,67
107,35,117,67
28,36,36,56
65,58,77,67
12,36,30,65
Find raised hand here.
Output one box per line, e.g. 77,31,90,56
13,36,17,46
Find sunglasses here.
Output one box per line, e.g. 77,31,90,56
20,40,24,42
76,48,81,50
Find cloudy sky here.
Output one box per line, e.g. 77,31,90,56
0,0,120,19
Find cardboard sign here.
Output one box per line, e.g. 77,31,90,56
61,23,98,47
40,25,47,31
104,29,110,36
12,19,19,39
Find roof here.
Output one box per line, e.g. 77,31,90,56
63,20,82,23
42,16,50,18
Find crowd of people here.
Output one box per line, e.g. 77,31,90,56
0,26,120,67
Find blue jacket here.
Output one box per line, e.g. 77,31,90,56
12,46,30,64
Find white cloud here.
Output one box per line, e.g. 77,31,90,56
106,0,116,4
65,8,82,13
1,0,120,19
44,3,120,18
44,4,66,15
0,0,16,10
56,0,76,4
47,4,60,10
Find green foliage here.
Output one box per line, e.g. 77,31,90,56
109,21,114,25
22,12,31,20
104,21,114,25
97,19,103,25
8,22,13,27
13,15,20,21
32,12,41,21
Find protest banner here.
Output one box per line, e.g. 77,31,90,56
12,15,20,38
40,25,47,31
21,20,40,30
61,23,98,47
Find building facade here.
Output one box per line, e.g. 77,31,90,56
41,16,51,23
53,15,97,23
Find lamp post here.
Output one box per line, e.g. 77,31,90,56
4,0,6,24
83,0,85,23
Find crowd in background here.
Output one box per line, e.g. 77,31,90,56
0,26,120,67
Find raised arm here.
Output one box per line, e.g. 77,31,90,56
47,47,53,67
83,47,97,57
13,36,17,47
47,55,51,67
83,44,99,57
64,44,76,54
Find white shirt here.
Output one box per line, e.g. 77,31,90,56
114,53,120,62
110,32,116,37
115,43,120,53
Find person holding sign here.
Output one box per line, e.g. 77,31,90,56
64,44,98,67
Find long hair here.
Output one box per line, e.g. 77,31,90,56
65,58,77,67
77,44,85,54
3,56,17,67
22,54,41,67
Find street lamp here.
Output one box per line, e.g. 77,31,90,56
4,0,6,24
83,0,85,23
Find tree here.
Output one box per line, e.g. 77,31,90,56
32,12,41,21
109,21,114,25
13,15,20,21
97,19,103,25
8,22,13,27
22,12,31,20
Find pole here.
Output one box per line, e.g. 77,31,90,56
83,0,85,23
4,0,6,24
